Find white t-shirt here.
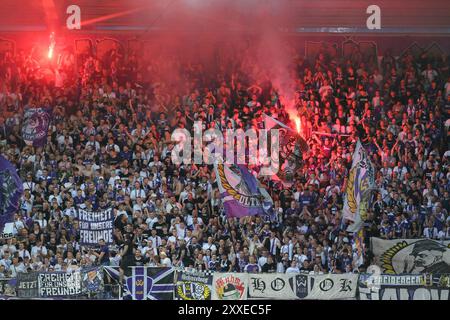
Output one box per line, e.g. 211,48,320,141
17,249,31,260
286,267,300,273
22,181,36,192
202,243,217,253
146,216,158,229
142,246,157,257
167,235,177,245
130,189,146,200
161,257,172,267
109,255,121,266
1,244,17,256
148,236,162,248
294,254,308,265
258,256,267,268
31,245,48,257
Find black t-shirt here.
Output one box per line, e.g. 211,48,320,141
280,193,293,210
114,217,127,233
188,243,201,257
108,154,121,166
196,196,206,208
152,221,165,237
0,124,6,141
386,136,396,150
46,242,57,254
99,245,110,264
133,256,149,267
358,94,369,108
219,259,231,272
122,233,135,257
183,199,196,215
241,112,251,124
262,262,277,273
142,229,152,239
182,256,194,268
346,75,356,88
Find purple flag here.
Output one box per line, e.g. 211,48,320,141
104,267,174,300
22,107,51,147
214,163,273,218
0,154,23,233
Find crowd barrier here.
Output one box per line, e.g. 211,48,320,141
1,267,449,300
0,37,445,64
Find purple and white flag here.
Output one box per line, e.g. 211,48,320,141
22,107,51,147
214,163,273,218
0,154,23,236
104,267,174,300
343,140,376,233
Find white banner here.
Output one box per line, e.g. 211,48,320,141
0,223,14,239
371,238,450,274
212,273,248,300
307,274,359,300
342,140,375,232
289,273,358,300
247,274,296,299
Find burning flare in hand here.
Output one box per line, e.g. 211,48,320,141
294,117,301,135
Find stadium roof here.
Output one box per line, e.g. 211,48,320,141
0,0,449,34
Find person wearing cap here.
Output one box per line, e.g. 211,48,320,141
407,239,450,273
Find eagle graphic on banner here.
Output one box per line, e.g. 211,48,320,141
214,163,273,218
343,140,376,233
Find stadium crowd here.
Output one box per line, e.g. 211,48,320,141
0,40,449,280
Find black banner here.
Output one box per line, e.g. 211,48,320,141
17,272,39,298
38,272,82,298
78,208,114,246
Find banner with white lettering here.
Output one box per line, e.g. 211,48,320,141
247,274,296,299
212,273,248,300
174,269,213,300
78,208,114,246
358,274,450,300
371,238,450,274
288,273,358,300
17,272,39,298
38,272,82,298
